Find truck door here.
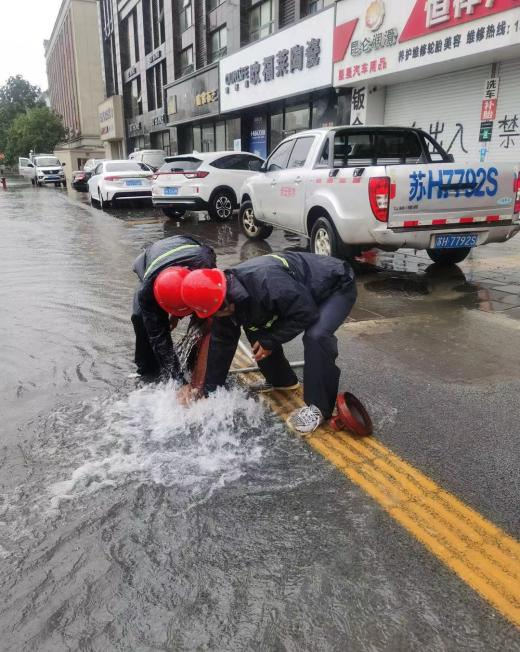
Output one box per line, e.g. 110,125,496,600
254,139,296,223
271,136,315,232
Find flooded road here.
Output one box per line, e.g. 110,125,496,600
1,183,519,651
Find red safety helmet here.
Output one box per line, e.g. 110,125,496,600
153,267,193,316
181,268,227,318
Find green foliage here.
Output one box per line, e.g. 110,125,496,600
6,107,66,164
0,76,45,156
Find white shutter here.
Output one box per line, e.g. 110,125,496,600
486,59,520,163
384,64,493,163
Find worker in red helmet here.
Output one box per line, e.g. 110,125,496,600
131,235,216,380
179,252,356,433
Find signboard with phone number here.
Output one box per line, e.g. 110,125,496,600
409,167,498,201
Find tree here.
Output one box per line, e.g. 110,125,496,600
0,76,44,154
6,107,66,163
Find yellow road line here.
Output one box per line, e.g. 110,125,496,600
232,349,520,627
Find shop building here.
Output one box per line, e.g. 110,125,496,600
333,0,520,164
45,0,105,184
97,0,350,158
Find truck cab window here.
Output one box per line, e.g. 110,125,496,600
266,140,295,172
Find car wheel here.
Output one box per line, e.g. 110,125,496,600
62,181,67,188
239,201,273,240
209,189,234,222
162,207,186,219
89,191,99,207
31,178,35,186
54,182,60,187
310,217,343,258
426,247,471,265
98,190,110,210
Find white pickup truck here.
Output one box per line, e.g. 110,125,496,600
239,126,520,265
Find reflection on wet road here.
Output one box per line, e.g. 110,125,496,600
1,184,519,651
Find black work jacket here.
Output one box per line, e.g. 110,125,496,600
133,235,216,379
226,252,355,350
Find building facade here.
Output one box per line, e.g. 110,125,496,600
45,0,106,182
333,0,520,165
96,0,352,157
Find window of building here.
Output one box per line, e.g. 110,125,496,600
144,0,165,53
249,0,273,42
303,0,323,16
180,46,194,75
146,61,167,111
122,10,139,69
124,76,143,117
208,0,225,11
179,0,193,32
101,0,114,38
209,26,227,62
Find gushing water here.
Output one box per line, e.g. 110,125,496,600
176,320,205,374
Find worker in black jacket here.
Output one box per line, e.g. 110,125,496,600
180,252,356,433
131,235,216,380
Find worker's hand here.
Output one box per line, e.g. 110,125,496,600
176,384,202,406
169,315,179,331
252,341,272,362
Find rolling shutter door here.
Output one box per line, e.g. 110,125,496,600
384,64,492,162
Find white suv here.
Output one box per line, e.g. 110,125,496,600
152,151,263,221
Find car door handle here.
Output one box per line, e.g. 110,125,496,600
294,177,302,184
270,180,277,186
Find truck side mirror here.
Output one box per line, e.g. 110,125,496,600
61,162,66,166
27,163,34,168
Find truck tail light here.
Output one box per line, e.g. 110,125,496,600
514,175,520,214
368,176,390,223
183,171,209,179
104,175,122,181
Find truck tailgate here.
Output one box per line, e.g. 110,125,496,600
387,163,516,229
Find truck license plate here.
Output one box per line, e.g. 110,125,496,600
434,233,478,249
164,187,179,195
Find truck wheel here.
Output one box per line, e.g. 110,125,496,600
239,201,273,240
426,247,471,265
162,207,186,220
310,217,343,258
31,179,35,186
209,189,234,222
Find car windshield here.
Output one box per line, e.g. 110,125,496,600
34,157,60,167
160,157,202,172
105,162,149,172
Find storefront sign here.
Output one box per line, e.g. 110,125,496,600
98,95,124,141
481,98,497,120
147,49,163,66
233,138,242,151
128,121,142,135
334,0,520,86
351,86,367,125
249,116,267,158
195,90,218,107
124,66,139,83
219,9,335,113
152,114,167,126
166,67,220,124
479,120,494,141
483,76,500,99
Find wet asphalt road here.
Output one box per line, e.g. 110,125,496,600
0,181,519,651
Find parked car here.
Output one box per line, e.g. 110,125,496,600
87,160,153,209
72,158,104,191
129,149,166,171
18,154,66,187
239,126,520,265
152,151,264,221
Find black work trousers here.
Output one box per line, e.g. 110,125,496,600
131,287,161,376
205,282,357,418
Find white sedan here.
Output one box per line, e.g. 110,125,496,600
88,160,153,209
